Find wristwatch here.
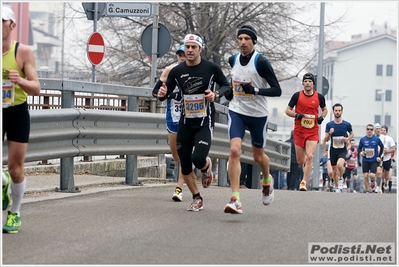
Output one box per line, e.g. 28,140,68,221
254,87,259,95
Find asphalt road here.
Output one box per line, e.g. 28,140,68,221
2,184,397,265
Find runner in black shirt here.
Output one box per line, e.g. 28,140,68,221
157,33,232,212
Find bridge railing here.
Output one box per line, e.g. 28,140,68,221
2,79,290,191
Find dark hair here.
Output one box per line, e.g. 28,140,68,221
302,73,315,84
381,125,388,132
332,103,343,111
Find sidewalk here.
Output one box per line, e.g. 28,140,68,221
22,172,176,204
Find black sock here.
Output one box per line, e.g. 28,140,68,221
193,193,201,199
389,181,392,191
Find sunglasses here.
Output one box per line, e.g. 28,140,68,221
366,128,374,131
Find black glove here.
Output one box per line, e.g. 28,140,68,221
169,91,182,101
242,83,255,94
295,113,304,120
224,88,234,101
317,116,324,124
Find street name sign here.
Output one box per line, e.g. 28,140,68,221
106,2,152,17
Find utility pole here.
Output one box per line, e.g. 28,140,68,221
313,2,325,191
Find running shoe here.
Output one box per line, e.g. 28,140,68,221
299,180,307,191
262,177,274,205
2,171,11,211
187,197,203,211
338,178,344,190
224,196,243,214
376,186,382,194
370,181,376,193
201,157,213,188
335,187,341,193
353,190,357,193
172,187,183,202
3,211,21,234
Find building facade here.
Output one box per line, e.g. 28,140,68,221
268,25,397,145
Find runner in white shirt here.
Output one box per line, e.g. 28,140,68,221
380,125,396,193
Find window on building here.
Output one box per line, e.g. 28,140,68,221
375,115,382,124
375,90,391,101
386,90,392,101
385,115,391,126
375,90,383,101
376,64,383,76
386,65,393,76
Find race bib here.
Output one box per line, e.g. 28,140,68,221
2,80,15,108
171,100,182,122
332,136,345,149
184,94,206,118
300,114,315,128
232,76,253,100
364,148,375,158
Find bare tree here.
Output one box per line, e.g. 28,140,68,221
62,2,346,85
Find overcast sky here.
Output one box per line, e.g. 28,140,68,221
303,1,398,41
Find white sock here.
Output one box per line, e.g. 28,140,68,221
2,171,7,185
10,178,27,214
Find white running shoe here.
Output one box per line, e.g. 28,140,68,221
224,196,243,214
338,178,344,190
262,176,274,205
187,197,203,211
172,187,183,202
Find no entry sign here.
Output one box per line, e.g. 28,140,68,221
87,32,105,65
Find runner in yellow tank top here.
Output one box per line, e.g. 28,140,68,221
2,6,41,234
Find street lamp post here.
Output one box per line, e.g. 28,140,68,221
377,90,385,125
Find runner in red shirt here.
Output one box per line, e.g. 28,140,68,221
285,73,328,191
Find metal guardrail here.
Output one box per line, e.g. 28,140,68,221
2,79,289,191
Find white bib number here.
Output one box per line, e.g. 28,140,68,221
300,114,315,129
232,76,253,100
2,80,15,108
184,94,206,118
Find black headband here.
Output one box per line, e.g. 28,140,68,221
302,74,315,84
